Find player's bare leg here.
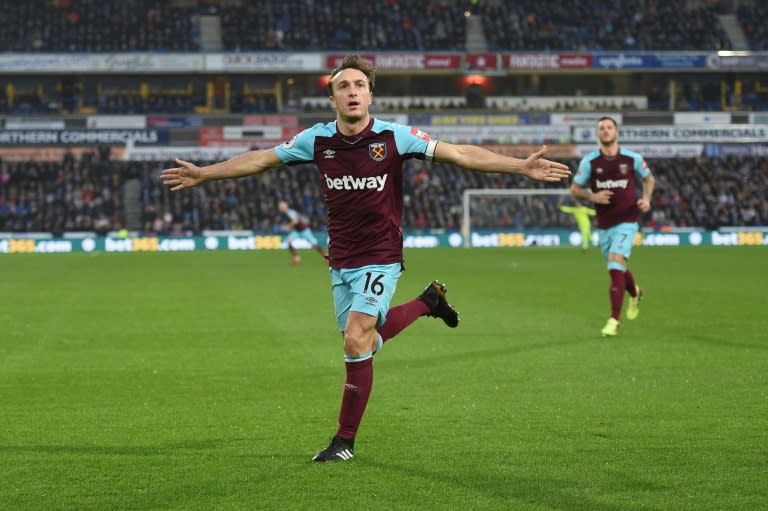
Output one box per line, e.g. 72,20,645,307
287,243,301,265
313,312,377,462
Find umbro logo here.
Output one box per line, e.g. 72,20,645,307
323,149,335,159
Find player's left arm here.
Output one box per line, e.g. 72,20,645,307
635,156,655,213
434,143,571,182
637,173,655,213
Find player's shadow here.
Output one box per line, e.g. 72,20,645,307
379,335,594,371
676,333,767,352
364,459,666,511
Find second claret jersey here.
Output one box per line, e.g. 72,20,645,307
575,147,651,229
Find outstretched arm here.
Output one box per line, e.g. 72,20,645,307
161,148,283,191
433,143,571,182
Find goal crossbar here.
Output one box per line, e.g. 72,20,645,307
461,188,570,248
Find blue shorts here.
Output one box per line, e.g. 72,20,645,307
597,222,639,261
287,228,319,246
330,263,402,331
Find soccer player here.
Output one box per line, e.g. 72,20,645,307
161,54,571,462
570,116,655,337
559,200,596,251
277,200,327,265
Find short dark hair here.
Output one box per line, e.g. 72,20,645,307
328,54,376,94
598,116,618,128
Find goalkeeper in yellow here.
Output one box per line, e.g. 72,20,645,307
559,200,596,250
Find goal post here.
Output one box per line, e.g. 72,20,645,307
461,188,571,248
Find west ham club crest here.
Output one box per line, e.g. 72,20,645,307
368,142,386,162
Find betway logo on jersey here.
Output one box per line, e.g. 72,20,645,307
595,178,629,189
324,173,388,191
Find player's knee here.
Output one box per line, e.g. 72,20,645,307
343,330,375,356
608,253,626,265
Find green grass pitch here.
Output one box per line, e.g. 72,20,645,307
0,247,765,510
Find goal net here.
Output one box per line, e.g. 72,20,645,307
461,188,571,248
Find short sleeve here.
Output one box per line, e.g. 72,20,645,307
390,123,438,161
274,126,317,164
574,157,592,186
633,153,651,179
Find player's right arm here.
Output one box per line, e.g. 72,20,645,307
434,142,570,182
161,148,283,191
570,156,612,205
571,183,613,205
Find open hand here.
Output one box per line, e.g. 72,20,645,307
523,145,572,182
160,159,203,191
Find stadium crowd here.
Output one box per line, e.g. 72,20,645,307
0,0,743,54
219,0,468,52
0,0,198,52
0,1,764,236
1,152,766,236
480,0,731,51
1,0,759,115
0,149,123,236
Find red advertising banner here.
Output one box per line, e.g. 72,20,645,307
558,54,593,68
243,115,299,127
326,54,461,70
505,53,592,70
199,127,224,146
465,53,499,71
199,126,302,147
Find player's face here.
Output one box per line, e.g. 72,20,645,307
597,120,618,146
329,68,372,123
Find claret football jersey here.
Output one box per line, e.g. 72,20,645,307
274,117,437,269
574,147,651,229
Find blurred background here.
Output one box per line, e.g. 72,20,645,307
0,0,766,251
